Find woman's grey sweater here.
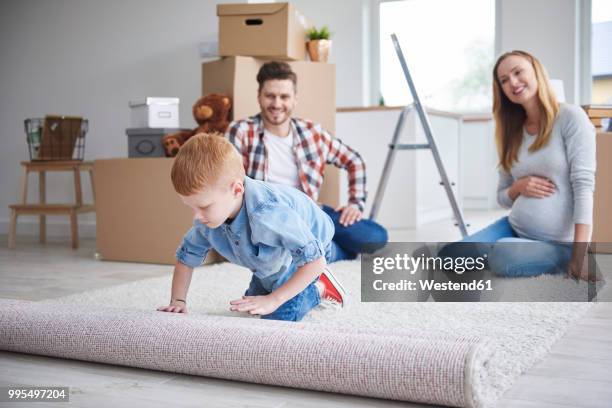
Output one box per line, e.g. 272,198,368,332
497,103,596,242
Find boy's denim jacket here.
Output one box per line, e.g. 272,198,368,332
176,177,334,280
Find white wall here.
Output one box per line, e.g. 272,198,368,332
290,0,369,106
0,0,368,239
495,0,590,104
0,0,229,237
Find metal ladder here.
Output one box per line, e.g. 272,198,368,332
369,33,468,237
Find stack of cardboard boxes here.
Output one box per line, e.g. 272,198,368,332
593,130,612,253
581,105,612,252
582,105,612,132
95,2,339,264
204,2,339,208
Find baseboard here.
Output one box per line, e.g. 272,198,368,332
0,217,96,239
416,207,453,226
463,197,493,210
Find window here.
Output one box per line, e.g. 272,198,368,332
378,0,495,112
591,0,612,104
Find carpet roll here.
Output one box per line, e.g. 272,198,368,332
0,300,492,407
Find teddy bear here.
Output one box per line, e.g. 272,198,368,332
162,93,232,157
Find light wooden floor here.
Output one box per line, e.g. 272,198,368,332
1,211,611,408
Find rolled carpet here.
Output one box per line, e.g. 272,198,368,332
0,299,493,407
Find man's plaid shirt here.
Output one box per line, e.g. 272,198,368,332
225,114,367,211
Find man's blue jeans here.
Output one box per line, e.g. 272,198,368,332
438,217,572,277
322,205,388,262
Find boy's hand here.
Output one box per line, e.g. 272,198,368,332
157,300,188,314
229,294,281,316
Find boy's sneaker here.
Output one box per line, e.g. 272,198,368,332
318,267,347,307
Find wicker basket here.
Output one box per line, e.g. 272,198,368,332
25,116,88,161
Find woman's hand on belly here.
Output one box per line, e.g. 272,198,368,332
509,175,556,200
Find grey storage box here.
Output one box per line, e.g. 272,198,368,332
126,128,188,158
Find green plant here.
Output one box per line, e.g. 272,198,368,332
307,25,330,41
378,94,386,107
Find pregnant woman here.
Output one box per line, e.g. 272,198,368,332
440,50,596,281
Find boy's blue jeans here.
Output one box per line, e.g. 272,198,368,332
438,216,572,277
244,245,344,322
322,205,388,262
244,262,320,322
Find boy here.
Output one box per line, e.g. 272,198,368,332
157,133,346,321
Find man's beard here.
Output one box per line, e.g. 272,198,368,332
264,108,290,126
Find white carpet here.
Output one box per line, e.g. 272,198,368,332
40,260,594,406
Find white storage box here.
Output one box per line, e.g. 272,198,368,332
129,97,180,128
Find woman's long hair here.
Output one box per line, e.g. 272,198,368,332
492,50,559,172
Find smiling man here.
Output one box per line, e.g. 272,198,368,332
225,61,388,262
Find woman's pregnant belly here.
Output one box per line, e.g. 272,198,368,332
509,191,574,242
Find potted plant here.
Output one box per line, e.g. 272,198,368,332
306,26,331,62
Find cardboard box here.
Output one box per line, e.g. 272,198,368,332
593,132,612,253
94,158,222,265
217,2,309,61
202,56,339,207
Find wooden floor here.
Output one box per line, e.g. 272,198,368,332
1,211,611,408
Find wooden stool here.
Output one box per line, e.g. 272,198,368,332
8,161,95,249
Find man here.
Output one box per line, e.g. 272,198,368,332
225,61,387,261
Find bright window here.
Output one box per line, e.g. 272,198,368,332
379,0,495,112
591,0,612,104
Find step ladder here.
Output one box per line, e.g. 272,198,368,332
369,33,468,237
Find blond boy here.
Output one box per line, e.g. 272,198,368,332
157,134,346,321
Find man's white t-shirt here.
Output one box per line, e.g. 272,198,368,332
263,128,301,189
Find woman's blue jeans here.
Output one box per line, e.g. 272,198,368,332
322,205,388,262
438,217,572,277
